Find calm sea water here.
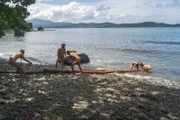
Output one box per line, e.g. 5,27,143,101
0,28,180,86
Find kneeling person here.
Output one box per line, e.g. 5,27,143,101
129,61,141,70
139,63,152,72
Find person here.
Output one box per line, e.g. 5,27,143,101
139,62,152,72
129,61,141,70
8,49,32,76
66,50,82,74
56,43,66,69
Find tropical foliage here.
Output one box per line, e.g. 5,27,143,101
0,0,35,37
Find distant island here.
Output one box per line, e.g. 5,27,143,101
27,18,180,28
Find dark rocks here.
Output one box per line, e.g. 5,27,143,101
0,58,180,120
64,53,90,65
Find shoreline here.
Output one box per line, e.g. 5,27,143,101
0,58,180,119
1,57,179,88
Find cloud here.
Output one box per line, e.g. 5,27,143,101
36,0,53,2
173,0,179,4
96,4,110,11
26,0,180,23
27,2,119,23
155,4,164,8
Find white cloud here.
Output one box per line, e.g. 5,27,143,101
36,0,53,2
27,0,180,23
27,2,119,23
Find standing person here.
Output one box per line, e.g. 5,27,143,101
56,43,66,69
66,50,82,74
139,62,152,72
129,61,141,70
8,49,32,76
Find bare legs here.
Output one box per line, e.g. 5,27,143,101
129,64,133,70
129,64,138,70
71,60,82,75
9,60,26,76
56,58,64,69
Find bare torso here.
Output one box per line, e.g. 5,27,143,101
58,48,66,59
131,61,139,66
11,52,24,61
70,52,81,62
143,65,152,70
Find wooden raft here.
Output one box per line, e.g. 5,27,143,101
43,68,140,74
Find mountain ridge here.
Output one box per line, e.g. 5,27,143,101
27,19,180,28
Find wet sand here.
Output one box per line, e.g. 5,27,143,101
0,58,180,120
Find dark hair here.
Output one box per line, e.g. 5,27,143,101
20,49,25,54
67,50,70,55
61,43,66,47
139,62,144,66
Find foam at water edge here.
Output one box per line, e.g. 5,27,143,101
97,67,108,70
0,53,13,60
112,73,180,88
0,53,5,58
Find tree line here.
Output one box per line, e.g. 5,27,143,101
0,0,36,37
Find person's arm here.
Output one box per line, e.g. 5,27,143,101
70,52,74,58
64,48,66,57
69,52,76,61
57,49,60,58
141,66,145,72
22,56,32,64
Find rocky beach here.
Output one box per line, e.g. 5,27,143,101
0,58,180,120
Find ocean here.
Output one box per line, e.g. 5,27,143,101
0,28,180,86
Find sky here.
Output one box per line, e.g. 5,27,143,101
26,0,180,23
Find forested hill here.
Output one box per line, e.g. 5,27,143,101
27,19,180,28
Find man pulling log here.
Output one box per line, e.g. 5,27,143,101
8,49,32,77
66,50,83,75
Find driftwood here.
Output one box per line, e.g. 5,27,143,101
43,68,140,74
0,71,44,74
0,69,140,74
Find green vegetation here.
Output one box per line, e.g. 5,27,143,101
0,0,35,38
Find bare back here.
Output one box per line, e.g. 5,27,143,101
11,52,24,61
131,61,139,66
143,65,152,70
70,52,81,62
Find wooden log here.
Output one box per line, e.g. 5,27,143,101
43,68,140,74
0,71,44,74
0,69,140,74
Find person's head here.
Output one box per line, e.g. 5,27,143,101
139,62,144,66
20,49,25,54
61,43,66,48
67,50,70,55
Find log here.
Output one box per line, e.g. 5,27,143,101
43,68,140,74
0,71,44,74
0,69,140,74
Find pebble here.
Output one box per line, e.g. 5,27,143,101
0,58,179,120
